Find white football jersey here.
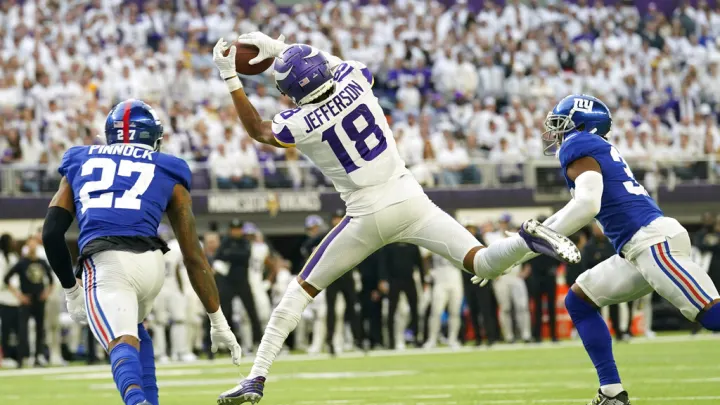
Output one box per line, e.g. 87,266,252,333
271,59,424,216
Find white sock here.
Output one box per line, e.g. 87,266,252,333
474,236,530,278
170,322,188,357
601,383,624,397
249,279,313,379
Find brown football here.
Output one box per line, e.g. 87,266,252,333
225,43,274,76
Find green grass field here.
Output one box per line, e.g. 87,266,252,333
1,335,718,405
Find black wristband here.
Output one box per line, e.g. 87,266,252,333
42,206,76,289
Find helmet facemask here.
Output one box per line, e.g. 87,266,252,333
542,112,577,156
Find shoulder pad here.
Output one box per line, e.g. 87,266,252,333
559,132,610,169
58,146,86,177
158,153,192,191
334,61,373,86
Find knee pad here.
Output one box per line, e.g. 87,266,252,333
699,302,720,331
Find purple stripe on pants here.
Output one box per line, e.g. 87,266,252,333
300,216,352,280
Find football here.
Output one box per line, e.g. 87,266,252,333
226,42,274,76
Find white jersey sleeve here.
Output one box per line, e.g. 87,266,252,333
271,59,423,216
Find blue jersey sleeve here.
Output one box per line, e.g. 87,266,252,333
158,153,192,191
58,146,85,177
558,132,611,169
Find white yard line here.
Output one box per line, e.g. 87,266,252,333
471,397,720,404
0,334,717,378
87,370,417,390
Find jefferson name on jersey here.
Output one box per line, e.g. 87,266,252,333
59,144,192,251
299,79,365,133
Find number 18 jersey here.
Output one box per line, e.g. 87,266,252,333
271,60,424,216
559,131,663,253
59,144,192,251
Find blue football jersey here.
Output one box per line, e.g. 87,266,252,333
58,144,192,251
558,131,663,253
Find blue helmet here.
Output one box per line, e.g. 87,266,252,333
273,44,334,106
104,99,164,151
543,94,612,155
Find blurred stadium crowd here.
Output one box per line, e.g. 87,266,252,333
2,211,720,367
0,0,719,192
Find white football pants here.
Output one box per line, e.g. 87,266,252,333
425,266,464,347
82,250,165,352
577,217,719,321
493,271,531,342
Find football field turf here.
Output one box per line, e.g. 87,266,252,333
1,335,717,405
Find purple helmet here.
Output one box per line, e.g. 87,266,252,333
273,44,334,106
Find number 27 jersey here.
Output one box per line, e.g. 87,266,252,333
271,60,423,216
59,144,192,252
559,132,663,253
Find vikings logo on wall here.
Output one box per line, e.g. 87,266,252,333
208,191,321,215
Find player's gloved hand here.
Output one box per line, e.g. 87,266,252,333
64,282,88,325
471,276,490,287
212,38,243,92
208,309,242,366
237,32,287,65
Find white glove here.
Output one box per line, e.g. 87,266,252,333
237,32,287,65
212,38,242,92
64,284,87,325
208,309,242,366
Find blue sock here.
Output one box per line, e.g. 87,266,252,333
138,323,159,405
565,289,621,387
110,342,147,405
700,302,720,331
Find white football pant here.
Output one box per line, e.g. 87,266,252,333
81,250,165,352
425,266,464,348
577,217,719,321
493,270,532,342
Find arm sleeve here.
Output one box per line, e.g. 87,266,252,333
547,171,604,237
42,206,77,289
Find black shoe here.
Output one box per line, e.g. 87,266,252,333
588,389,631,405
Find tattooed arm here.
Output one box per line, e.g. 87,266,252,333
166,183,221,313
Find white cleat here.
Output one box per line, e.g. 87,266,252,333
519,219,581,264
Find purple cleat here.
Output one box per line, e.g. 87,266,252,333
518,219,581,264
218,376,266,405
